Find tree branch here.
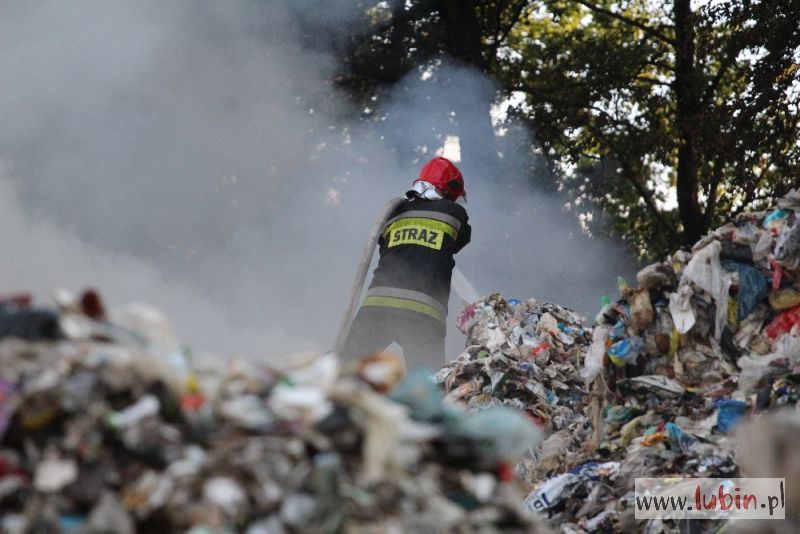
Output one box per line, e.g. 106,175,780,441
733,178,762,216
491,0,506,62
619,160,672,232
703,157,723,227
701,53,737,107
634,75,672,87
497,0,531,45
360,0,440,41
571,0,676,46
512,82,585,96
577,150,602,161
489,1,535,68
644,59,676,72
580,123,673,233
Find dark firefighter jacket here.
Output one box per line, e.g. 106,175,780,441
362,195,471,325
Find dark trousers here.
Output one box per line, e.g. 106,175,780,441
339,307,445,370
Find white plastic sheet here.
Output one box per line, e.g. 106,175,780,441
581,324,610,383
683,241,732,339
669,282,696,334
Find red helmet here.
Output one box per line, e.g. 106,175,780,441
416,157,466,200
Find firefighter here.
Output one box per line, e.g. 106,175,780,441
341,156,471,368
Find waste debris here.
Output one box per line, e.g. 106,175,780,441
435,189,800,532
3,188,800,533
0,290,552,533
435,295,592,483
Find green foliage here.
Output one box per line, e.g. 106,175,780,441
328,0,800,259
497,0,800,258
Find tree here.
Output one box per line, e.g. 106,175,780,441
499,0,800,257
300,1,800,258
326,1,531,173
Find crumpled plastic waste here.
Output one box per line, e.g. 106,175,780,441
439,266,797,532
714,399,747,433
528,189,800,532
436,190,800,533
607,336,644,367
581,323,609,383
523,461,620,513
439,295,592,485
764,303,800,339
0,289,553,534
6,188,800,534
721,259,768,320
668,282,696,334
684,240,732,339
0,293,61,342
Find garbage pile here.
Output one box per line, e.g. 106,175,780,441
434,295,593,482
436,190,800,532
0,291,552,533
4,188,800,533
554,188,800,531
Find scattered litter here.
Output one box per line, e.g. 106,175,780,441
438,189,800,532
0,290,551,533
4,188,800,533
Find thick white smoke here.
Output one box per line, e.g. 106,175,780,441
0,1,635,361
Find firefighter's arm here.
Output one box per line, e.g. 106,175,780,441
454,218,471,253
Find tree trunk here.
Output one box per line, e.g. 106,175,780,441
673,0,706,246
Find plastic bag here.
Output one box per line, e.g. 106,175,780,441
524,472,581,512
607,337,644,367
715,399,746,433
581,324,610,383
629,289,654,330
764,304,800,339
604,405,637,425
774,216,800,269
763,209,788,230
720,240,754,263
753,229,774,261
389,369,447,422
720,260,768,320
683,241,732,338
768,288,800,311
448,406,543,461
636,263,675,290
669,282,696,334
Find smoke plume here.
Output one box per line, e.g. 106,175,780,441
0,1,635,361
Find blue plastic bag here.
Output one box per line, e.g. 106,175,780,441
607,337,644,367
721,260,768,320
715,399,746,433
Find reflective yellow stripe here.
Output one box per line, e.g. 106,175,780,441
385,210,462,232
362,296,445,323
366,286,448,317
382,217,458,241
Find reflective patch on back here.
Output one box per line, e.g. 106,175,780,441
383,217,456,250
387,224,444,249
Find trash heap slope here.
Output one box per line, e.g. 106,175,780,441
0,297,552,534
435,189,800,532
434,296,592,485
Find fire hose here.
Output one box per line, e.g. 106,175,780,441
332,196,406,354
